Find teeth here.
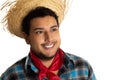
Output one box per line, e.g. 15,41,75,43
44,44,53,48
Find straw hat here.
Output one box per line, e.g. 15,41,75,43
1,0,72,38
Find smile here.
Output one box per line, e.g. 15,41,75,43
43,43,54,49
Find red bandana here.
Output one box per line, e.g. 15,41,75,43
30,48,64,80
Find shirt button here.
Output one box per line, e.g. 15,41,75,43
42,77,48,80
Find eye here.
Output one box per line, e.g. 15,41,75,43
35,31,43,34
51,27,58,32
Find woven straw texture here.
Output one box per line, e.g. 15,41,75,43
1,0,72,38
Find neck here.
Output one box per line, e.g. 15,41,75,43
41,58,54,68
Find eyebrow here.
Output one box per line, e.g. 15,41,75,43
51,25,58,28
33,27,44,31
33,25,58,31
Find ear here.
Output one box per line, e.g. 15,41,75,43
22,32,30,44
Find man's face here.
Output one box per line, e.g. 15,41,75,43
24,16,61,60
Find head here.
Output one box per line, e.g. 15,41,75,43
22,7,61,60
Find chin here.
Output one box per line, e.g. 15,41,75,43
41,53,56,60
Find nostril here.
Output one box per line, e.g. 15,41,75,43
45,32,52,42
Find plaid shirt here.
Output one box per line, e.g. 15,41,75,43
0,52,96,80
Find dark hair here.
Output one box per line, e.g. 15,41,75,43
22,7,59,35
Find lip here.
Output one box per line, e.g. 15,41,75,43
42,43,55,49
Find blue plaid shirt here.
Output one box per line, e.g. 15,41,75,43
0,52,96,80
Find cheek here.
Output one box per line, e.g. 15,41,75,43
55,33,61,42
29,36,43,45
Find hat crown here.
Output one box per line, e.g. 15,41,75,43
1,0,72,38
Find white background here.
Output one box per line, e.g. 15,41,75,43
0,0,120,80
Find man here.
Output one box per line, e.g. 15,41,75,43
0,0,96,80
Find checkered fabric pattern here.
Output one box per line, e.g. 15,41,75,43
0,52,96,80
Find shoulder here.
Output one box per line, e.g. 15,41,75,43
63,53,96,79
65,53,94,73
65,53,90,67
0,57,27,80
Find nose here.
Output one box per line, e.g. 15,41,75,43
44,32,53,42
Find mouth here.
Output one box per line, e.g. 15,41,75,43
42,43,54,49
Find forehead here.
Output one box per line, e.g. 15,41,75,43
30,16,58,29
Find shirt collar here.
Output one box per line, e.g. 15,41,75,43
24,52,76,74
25,54,39,74
59,53,75,70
